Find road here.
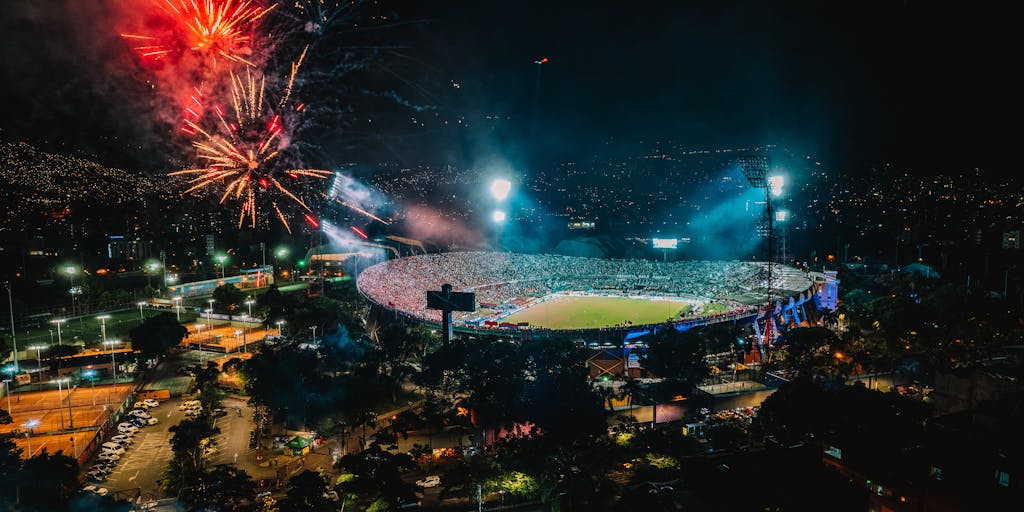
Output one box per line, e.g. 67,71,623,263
98,397,185,501
210,395,276,484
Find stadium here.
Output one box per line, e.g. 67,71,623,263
356,252,829,338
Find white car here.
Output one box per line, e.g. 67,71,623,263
110,435,134,445
415,476,441,488
143,399,160,408
117,423,139,434
128,410,152,419
179,400,201,410
95,452,120,463
100,442,125,455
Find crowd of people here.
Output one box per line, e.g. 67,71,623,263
356,252,813,328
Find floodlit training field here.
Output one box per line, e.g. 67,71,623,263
502,296,691,330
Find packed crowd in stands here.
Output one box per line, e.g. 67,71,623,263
356,252,814,330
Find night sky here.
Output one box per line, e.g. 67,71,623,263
0,0,1017,173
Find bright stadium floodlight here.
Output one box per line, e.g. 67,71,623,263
492,210,507,223
490,179,512,201
768,175,784,197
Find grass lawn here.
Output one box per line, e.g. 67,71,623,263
502,296,691,330
15,308,199,348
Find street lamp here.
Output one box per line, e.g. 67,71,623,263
276,320,285,337
173,296,182,321
204,308,213,347
4,282,18,372
145,260,162,290
61,265,79,317
97,314,110,344
243,299,255,353
28,345,46,375
51,377,71,430
137,302,146,323
3,378,12,416
214,254,228,279
22,420,39,457
310,325,317,344
82,369,97,406
49,318,66,346
104,340,120,382
195,324,204,353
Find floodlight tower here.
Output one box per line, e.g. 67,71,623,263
739,155,780,360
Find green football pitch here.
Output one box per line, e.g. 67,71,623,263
501,296,692,330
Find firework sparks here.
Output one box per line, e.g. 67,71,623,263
170,68,332,231
122,0,275,67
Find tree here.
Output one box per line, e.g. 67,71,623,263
257,284,289,326
129,312,188,359
17,451,79,511
639,325,709,394
0,438,22,508
189,464,257,511
213,284,248,318
166,417,221,492
777,327,839,375
278,470,335,512
335,448,418,508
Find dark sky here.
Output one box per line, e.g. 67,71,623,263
0,0,1018,174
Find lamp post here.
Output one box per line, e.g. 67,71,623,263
62,265,78,318
244,299,254,353
49,318,66,346
276,320,285,337
97,314,110,345
204,309,213,362
195,324,204,354
215,254,228,279
4,282,18,373
83,370,97,406
104,341,119,382
137,302,146,323
52,378,67,430
22,420,39,457
309,325,317,344
145,260,161,290
28,345,46,376
173,296,182,321
3,379,11,415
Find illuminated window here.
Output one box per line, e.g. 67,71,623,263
930,466,943,481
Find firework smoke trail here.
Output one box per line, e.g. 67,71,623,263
322,193,391,225
170,66,332,231
121,0,275,67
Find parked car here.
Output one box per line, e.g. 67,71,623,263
128,418,148,427
117,423,139,434
110,435,134,445
212,408,228,418
87,472,108,483
179,400,201,410
100,442,125,455
89,465,112,475
128,410,152,419
142,399,160,408
132,402,150,410
415,476,441,488
95,452,120,463
143,417,159,425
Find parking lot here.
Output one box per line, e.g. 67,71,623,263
92,396,185,499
